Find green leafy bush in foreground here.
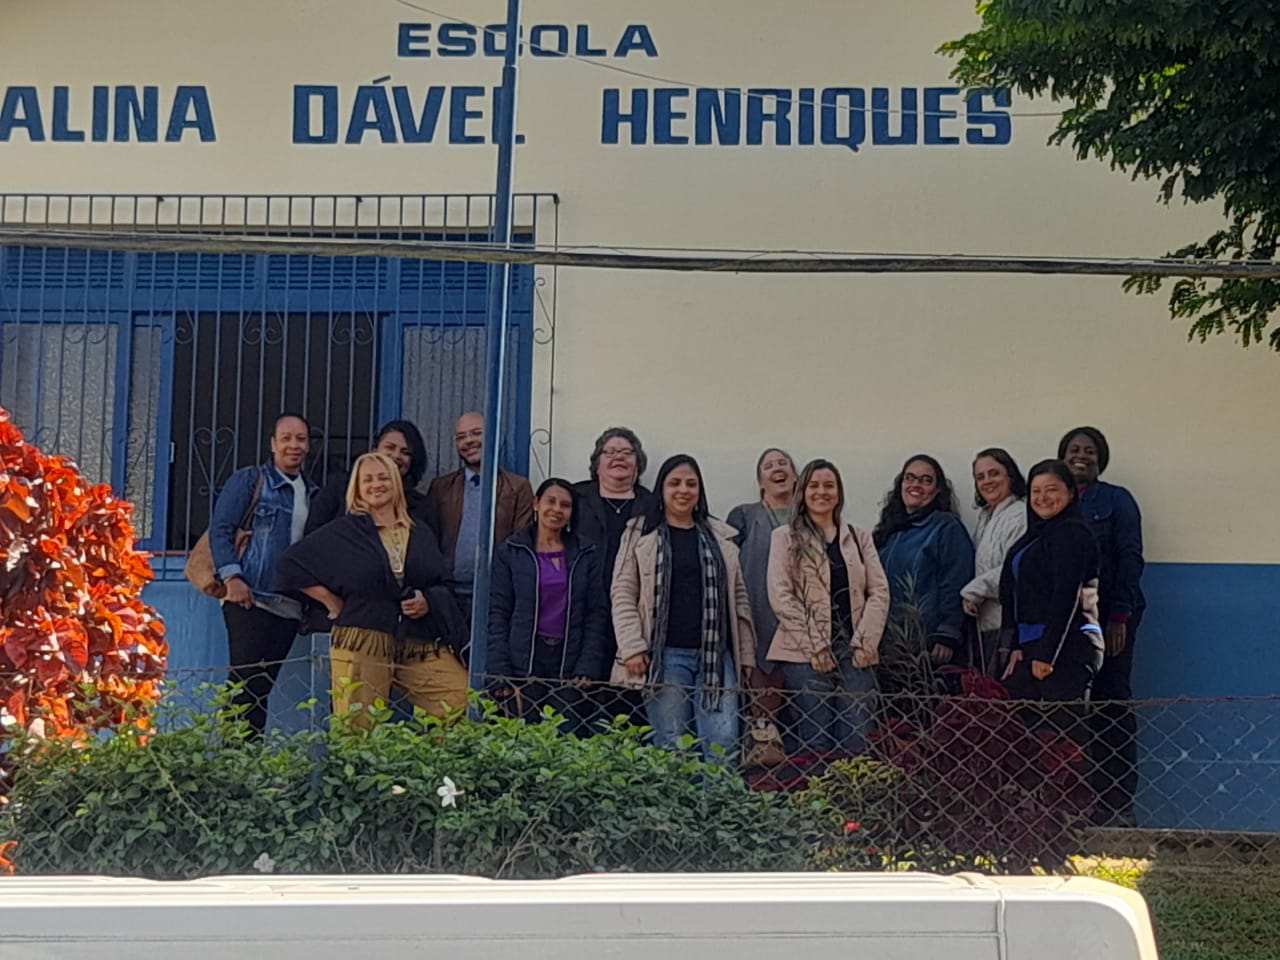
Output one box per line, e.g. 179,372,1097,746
0,699,814,878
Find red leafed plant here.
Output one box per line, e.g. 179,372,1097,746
865,667,1096,871
0,406,166,762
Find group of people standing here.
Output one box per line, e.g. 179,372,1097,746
205,415,1143,828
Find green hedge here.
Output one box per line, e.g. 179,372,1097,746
0,701,816,878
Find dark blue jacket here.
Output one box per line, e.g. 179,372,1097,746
1077,481,1145,620
487,528,609,681
877,510,975,649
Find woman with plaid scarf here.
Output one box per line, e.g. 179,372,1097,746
610,454,757,763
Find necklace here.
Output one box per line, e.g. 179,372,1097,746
602,495,632,515
379,525,408,578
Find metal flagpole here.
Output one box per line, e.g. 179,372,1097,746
467,0,522,700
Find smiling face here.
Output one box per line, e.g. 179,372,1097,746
453,412,484,470
1063,432,1100,486
1030,471,1073,521
357,458,396,512
271,416,309,475
900,459,939,513
663,464,701,524
973,455,1012,508
536,483,574,535
758,449,797,503
375,430,412,479
803,467,840,520
598,436,639,490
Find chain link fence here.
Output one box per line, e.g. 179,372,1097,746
2,653,1277,877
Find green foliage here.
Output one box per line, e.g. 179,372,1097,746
943,1,1280,348
0,696,814,878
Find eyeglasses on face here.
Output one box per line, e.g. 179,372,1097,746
602,447,636,459
903,472,936,486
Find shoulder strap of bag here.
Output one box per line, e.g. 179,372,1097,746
239,468,266,530
847,524,864,564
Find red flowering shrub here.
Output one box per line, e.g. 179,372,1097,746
0,407,166,758
865,668,1096,871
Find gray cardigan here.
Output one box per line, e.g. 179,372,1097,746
726,500,792,664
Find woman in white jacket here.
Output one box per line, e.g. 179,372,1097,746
960,448,1027,675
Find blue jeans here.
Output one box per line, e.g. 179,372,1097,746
783,659,877,756
646,648,739,764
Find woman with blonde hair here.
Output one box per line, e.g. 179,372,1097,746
277,451,467,721
768,459,890,760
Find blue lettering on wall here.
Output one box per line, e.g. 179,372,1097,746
347,81,397,143
0,87,44,141
694,88,741,145
394,86,445,142
966,88,1012,145
746,88,792,146
449,86,485,144
601,85,1012,149
872,87,918,145
922,86,961,145
166,86,216,142
601,88,648,144
91,86,109,141
438,23,477,57
114,86,159,142
52,87,84,141
294,85,338,144
397,21,660,58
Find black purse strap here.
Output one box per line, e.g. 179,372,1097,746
238,468,266,531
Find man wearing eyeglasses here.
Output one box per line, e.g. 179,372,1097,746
425,411,534,624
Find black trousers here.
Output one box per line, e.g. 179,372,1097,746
1089,615,1141,820
222,604,299,737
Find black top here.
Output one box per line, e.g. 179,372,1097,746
666,525,703,649
827,536,853,655
999,511,1099,666
277,514,447,641
601,499,635,582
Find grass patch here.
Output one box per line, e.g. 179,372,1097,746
1076,858,1280,960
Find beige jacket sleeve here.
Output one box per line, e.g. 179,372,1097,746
767,528,823,658
609,520,649,664
730,555,758,672
851,525,891,665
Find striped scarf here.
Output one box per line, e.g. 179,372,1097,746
650,522,730,708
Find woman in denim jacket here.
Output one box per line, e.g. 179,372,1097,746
209,413,317,736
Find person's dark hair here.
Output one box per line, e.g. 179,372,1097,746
1027,458,1080,509
643,454,710,533
374,419,429,487
970,447,1028,509
788,459,844,570
533,476,578,532
588,426,648,483
1057,425,1111,474
872,453,957,548
273,412,310,435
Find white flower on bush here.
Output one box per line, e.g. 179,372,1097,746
390,785,406,796
437,776,464,808
253,852,276,874
0,707,16,731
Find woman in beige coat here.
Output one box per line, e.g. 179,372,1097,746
611,454,756,763
767,459,889,759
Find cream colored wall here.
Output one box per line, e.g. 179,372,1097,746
3,0,1276,561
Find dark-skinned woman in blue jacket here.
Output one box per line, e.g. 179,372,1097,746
488,477,608,734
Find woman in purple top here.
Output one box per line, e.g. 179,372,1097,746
488,478,608,733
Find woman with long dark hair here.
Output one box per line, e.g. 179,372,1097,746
999,459,1105,708
872,454,974,686
767,459,889,759
610,454,756,762
305,419,430,533
488,477,608,732
961,447,1028,675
